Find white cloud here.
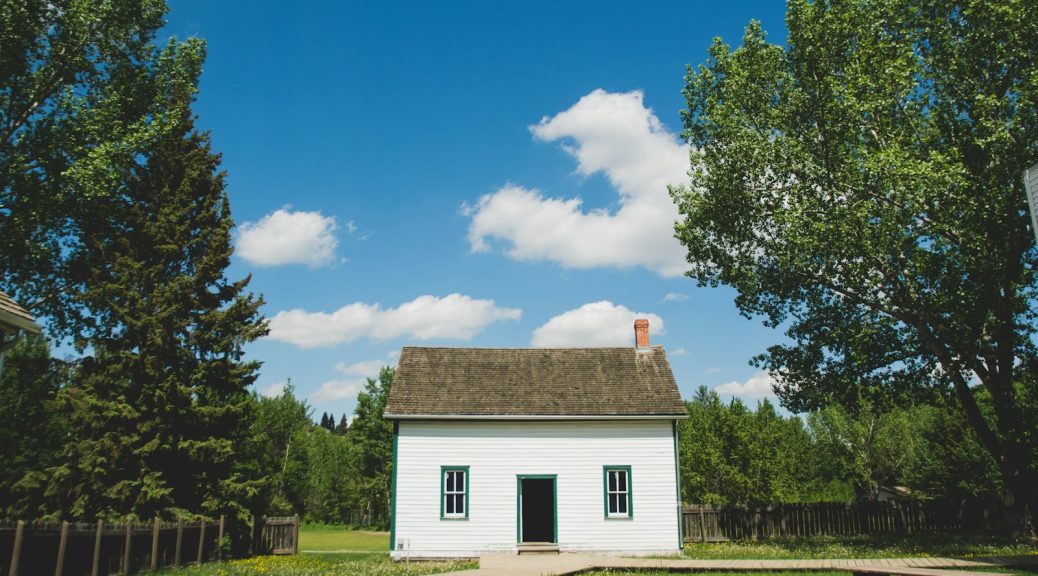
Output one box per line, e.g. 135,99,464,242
345,220,372,240
714,371,777,399
662,292,688,302
464,89,689,277
334,359,387,378
258,380,288,398
236,207,339,268
671,347,687,356
310,378,366,404
531,301,663,348
308,359,396,405
269,293,522,348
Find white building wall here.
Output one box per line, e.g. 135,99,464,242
391,419,681,558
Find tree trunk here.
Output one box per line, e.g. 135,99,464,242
998,450,1037,536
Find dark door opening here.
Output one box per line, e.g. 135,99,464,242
520,478,555,543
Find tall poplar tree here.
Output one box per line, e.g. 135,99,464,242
47,108,267,520
1,1,201,335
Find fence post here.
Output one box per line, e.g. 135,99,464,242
698,506,706,542
123,519,132,575
9,519,25,576
250,516,258,556
293,515,299,555
217,515,225,560
196,518,206,564
175,518,183,567
91,520,103,576
260,515,267,554
151,517,160,570
55,520,70,576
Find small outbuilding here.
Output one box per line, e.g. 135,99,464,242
385,320,687,558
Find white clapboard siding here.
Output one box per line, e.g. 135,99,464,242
392,419,681,558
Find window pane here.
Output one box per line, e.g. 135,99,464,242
617,470,627,493
456,471,465,492
608,471,617,492
446,494,456,514
618,493,628,514
455,494,465,514
608,493,618,513
446,471,455,492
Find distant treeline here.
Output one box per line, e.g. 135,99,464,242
678,386,1002,507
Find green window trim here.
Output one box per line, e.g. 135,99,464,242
389,422,398,551
603,465,633,519
440,466,470,520
673,420,684,549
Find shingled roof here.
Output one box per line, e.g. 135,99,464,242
384,346,687,418
0,290,41,334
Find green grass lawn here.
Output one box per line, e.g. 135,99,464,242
154,526,476,575
683,535,1038,559
152,529,1038,576
298,525,390,552
154,554,475,575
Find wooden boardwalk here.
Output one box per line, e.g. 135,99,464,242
435,553,1037,576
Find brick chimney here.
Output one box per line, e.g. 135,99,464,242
634,319,650,350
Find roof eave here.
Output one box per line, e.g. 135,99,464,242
0,313,42,335
383,413,689,421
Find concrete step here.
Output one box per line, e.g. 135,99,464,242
517,542,559,555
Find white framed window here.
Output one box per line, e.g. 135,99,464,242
441,466,469,519
603,466,632,518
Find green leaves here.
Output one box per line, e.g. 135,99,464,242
679,386,847,505
0,0,204,339
674,0,1038,528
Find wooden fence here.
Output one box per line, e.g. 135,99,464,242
683,501,1003,542
252,516,298,556
0,515,298,576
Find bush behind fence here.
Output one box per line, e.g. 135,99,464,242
683,500,1004,542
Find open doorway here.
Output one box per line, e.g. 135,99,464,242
518,476,556,543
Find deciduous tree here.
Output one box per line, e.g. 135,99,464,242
1,0,202,336
673,0,1038,530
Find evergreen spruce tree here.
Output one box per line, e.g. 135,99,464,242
0,335,69,517
48,109,267,520
336,413,349,435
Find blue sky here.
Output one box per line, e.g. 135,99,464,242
162,1,791,420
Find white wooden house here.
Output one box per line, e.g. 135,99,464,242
384,320,687,558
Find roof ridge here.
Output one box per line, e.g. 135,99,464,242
400,345,666,351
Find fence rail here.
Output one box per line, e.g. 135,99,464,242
1,514,298,576
683,501,1003,542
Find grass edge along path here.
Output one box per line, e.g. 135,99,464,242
682,535,1038,560
585,571,1038,576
